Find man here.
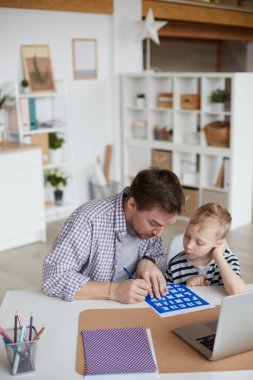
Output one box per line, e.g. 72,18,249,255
42,167,184,303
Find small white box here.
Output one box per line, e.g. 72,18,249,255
132,121,147,139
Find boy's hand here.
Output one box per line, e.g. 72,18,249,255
211,240,225,260
186,275,208,287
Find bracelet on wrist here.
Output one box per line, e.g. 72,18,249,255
107,282,112,300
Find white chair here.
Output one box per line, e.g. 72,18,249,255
166,233,184,267
166,233,231,267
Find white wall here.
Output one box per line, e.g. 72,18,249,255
111,0,142,182
0,8,112,204
0,2,142,206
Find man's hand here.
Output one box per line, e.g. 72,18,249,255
136,259,167,298
110,279,148,304
186,275,208,287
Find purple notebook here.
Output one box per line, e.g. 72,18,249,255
81,327,157,375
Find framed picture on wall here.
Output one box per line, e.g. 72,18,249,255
72,38,97,80
21,45,56,92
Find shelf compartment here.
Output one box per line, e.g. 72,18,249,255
149,76,173,109
173,151,200,187
202,189,228,209
182,187,199,217
201,154,229,190
123,76,148,109
174,76,201,111
174,111,200,145
124,109,148,140
202,76,231,113
150,109,173,143
151,149,172,171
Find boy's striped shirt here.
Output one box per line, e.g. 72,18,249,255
165,249,241,285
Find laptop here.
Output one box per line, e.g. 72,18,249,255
174,291,253,361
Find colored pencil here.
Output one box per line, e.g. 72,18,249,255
33,327,45,341
0,326,14,344
29,313,33,341
14,312,18,343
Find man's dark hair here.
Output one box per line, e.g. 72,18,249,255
128,167,184,214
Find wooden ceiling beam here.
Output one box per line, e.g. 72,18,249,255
159,21,253,41
143,0,253,28
0,0,113,14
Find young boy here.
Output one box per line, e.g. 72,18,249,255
165,203,245,295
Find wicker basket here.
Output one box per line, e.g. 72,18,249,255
204,121,230,147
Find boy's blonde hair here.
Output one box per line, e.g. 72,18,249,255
189,203,232,239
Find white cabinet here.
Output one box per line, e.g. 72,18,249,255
122,72,253,229
3,80,77,222
0,143,45,252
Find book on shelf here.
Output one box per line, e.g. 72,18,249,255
81,326,158,377
29,97,37,130
20,98,30,132
214,161,224,188
145,283,214,317
9,98,35,133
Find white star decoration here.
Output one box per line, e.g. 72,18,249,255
138,8,168,45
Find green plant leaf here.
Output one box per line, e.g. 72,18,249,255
49,132,65,149
210,89,230,103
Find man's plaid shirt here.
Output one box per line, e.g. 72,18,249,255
42,188,166,301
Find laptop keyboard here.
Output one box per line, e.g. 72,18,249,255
196,334,216,351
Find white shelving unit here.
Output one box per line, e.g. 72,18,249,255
2,80,77,222
122,72,253,229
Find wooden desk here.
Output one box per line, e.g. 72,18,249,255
0,286,253,379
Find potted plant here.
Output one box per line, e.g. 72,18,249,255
49,132,65,164
20,79,29,94
45,168,68,206
210,89,230,112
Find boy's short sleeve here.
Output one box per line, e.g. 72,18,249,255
225,250,241,276
165,261,174,283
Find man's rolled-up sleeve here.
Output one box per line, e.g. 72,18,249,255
42,262,89,301
42,214,93,301
139,237,166,272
